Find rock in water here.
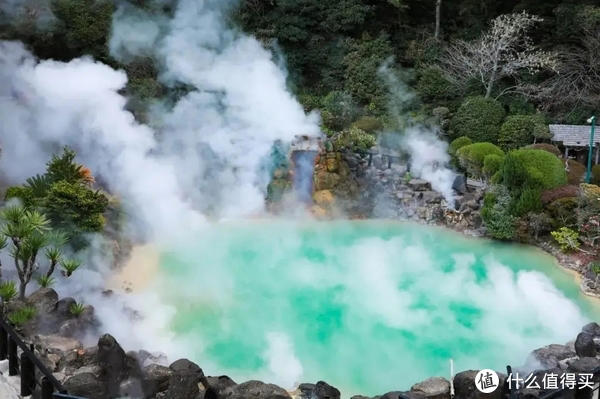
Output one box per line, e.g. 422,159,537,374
575,332,597,358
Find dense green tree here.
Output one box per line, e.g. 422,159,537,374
450,96,506,142
5,148,108,246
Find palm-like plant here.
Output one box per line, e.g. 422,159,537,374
44,247,62,279
36,275,56,288
61,259,81,277
8,305,36,327
0,281,17,303
69,302,86,317
0,206,52,299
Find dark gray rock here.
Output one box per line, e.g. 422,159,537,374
165,358,204,399
204,375,237,399
142,363,172,397
529,344,576,369
56,297,77,317
582,322,600,337
314,380,341,399
567,357,600,373
380,391,425,399
119,377,144,397
222,380,290,399
409,179,430,191
575,332,597,358
64,372,106,399
297,383,315,398
410,377,450,399
452,175,467,195
97,334,139,397
27,288,59,313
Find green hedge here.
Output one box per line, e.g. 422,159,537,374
457,142,504,178
500,149,567,191
483,154,504,177
498,114,546,150
450,96,506,142
449,136,472,156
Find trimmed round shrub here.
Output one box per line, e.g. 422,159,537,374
565,160,586,185
450,96,506,142
449,136,472,156
351,116,384,134
525,143,562,157
457,142,505,178
500,149,567,191
593,165,600,185
483,154,504,177
498,115,546,150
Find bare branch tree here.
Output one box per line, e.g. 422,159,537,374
441,12,557,98
520,28,600,111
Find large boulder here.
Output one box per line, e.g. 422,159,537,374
142,363,172,397
222,380,290,399
27,288,58,313
567,357,600,373
204,375,237,399
575,332,597,358
97,334,140,397
64,372,106,399
582,322,600,337
314,381,341,399
164,358,204,399
529,344,576,369
411,377,451,399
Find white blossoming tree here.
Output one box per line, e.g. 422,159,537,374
441,12,557,98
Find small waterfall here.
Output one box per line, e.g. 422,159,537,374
291,150,318,204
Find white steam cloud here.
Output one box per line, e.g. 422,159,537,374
378,63,456,204
0,0,320,236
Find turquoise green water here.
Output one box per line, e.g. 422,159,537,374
157,220,600,397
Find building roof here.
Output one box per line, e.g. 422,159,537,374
549,124,600,147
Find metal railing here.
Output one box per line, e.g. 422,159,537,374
0,311,86,398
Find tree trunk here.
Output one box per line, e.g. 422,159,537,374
434,0,442,40
18,281,26,301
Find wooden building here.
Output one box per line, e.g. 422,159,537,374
549,124,600,165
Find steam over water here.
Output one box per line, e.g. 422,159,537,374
155,220,599,396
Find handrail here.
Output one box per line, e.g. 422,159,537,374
0,309,86,398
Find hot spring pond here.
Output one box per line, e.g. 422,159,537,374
156,220,599,396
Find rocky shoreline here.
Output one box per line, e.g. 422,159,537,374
4,285,600,399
